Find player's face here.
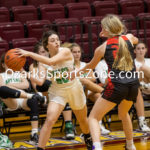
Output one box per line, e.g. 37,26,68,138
99,27,109,38
71,46,81,62
47,34,61,54
38,46,49,57
134,43,147,58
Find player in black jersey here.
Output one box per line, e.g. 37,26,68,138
74,14,139,150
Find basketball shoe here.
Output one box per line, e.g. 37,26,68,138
138,119,150,132
65,121,75,140
30,133,39,144
80,133,93,150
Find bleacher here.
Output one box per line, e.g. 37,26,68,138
0,0,150,136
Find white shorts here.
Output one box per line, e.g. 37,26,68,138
48,79,86,110
6,98,25,111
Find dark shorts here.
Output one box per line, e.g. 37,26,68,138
101,81,139,104
36,80,52,92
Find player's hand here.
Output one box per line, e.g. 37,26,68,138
70,70,77,80
15,48,31,57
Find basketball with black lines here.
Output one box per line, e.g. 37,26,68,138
5,49,26,71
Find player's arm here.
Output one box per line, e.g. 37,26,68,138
29,63,47,86
76,42,106,77
16,48,72,66
7,77,29,90
126,34,138,45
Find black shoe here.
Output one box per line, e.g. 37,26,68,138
30,133,39,144
32,94,46,105
80,133,93,150
0,104,3,117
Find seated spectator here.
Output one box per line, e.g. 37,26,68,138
0,53,45,144
134,41,150,132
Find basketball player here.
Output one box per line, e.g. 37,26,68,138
29,41,75,140
0,53,45,144
16,30,92,150
72,14,139,150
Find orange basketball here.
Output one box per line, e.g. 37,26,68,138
5,49,26,71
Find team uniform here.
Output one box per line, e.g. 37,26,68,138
101,35,139,104
48,58,86,110
0,72,26,110
134,58,150,95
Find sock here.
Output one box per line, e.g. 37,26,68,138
65,120,72,123
93,142,102,149
37,147,44,150
84,133,91,138
31,128,38,136
99,120,102,125
138,116,145,121
27,93,34,99
126,139,134,148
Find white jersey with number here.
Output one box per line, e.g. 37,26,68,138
47,48,86,110
1,72,22,85
134,58,150,94
0,71,25,110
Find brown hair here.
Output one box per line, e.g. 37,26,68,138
42,30,59,52
0,53,6,72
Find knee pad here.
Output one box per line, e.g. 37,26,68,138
36,80,52,92
27,98,39,121
63,103,71,111
0,86,21,99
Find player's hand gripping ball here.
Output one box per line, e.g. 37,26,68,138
5,49,26,71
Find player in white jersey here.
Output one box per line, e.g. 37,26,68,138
0,53,45,144
29,41,75,140
134,41,150,132
16,30,93,150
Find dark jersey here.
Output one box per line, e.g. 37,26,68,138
104,35,139,84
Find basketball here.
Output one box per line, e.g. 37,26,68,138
5,49,26,71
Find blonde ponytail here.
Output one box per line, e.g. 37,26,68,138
112,36,133,71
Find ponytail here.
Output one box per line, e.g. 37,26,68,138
112,36,133,71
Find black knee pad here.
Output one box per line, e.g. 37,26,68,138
27,98,39,121
0,86,21,99
36,80,52,92
63,103,71,111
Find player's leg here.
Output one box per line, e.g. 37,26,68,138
89,97,116,150
118,100,136,150
37,101,64,149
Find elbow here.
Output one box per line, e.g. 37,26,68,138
24,82,30,89
37,79,45,86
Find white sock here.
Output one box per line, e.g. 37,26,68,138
126,139,134,147
93,142,102,150
31,128,38,136
99,120,102,125
27,94,34,99
138,116,145,121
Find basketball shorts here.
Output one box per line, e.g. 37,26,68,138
101,81,139,104
48,79,86,110
6,98,25,111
